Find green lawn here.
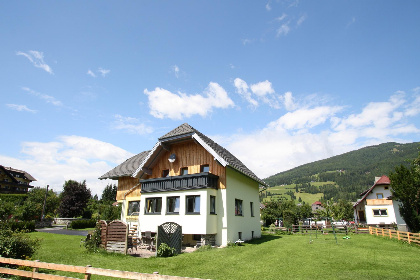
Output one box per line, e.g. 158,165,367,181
29,232,420,280
262,184,325,204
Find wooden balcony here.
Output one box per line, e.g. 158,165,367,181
366,199,393,206
140,172,219,193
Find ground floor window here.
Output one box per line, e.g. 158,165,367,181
167,196,180,214
210,195,216,214
235,199,243,216
186,195,200,214
127,200,140,216
373,209,388,216
145,197,162,214
250,201,254,217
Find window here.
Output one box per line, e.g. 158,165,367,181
384,186,389,190
200,164,210,173
167,196,180,214
210,195,216,214
180,167,188,175
162,169,169,177
235,199,243,216
373,209,388,216
250,201,254,217
127,201,140,216
238,232,242,240
376,193,384,199
251,231,254,238
145,197,162,214
186,195,200,214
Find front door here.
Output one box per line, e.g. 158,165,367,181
358,210,366,223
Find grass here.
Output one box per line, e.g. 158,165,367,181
262,184,324,204
29,231,420,280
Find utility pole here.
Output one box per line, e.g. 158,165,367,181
41,185,49,221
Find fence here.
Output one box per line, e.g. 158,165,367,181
369,226,420,245
291,225,349,235
0,257,208,280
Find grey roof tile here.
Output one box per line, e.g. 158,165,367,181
99,151,150,179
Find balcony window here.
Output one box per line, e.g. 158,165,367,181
210,195,216,214
127,201,140,216
180,167,188,175
186,195,200,214
145,197,162,214
200,164,210,173
167,196,180,214
162,169,169,177
235,199,243,216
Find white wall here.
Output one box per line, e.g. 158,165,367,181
365,204,397,225
138,189,216,235
225,167,261,245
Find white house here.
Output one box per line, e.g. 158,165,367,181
353,175,406,230
99,123,267,246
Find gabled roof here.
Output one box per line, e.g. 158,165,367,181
312,201,322,206
99,151,150,180
133,123,268,187
353,175,390,207
1,165,36,182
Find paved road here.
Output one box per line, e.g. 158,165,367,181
36,227,89,236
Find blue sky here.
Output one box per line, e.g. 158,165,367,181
1,1,419,195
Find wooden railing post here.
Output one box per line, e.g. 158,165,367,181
85,265,92,280
408,233,411,244
32,260,39,280
397,230,400,240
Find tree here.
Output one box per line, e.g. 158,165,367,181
331,199,353,221
58,180,91,218
101,184,117,202
389,152,420,232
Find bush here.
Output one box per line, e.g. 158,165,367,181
69,219,96,229
157,243,177,257
0,228,40,259
84,225,102,253
0,221,36,232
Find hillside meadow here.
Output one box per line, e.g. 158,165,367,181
28,231,420,280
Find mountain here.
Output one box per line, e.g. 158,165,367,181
264,142,420,201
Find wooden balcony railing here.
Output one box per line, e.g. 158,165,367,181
140,173,219,193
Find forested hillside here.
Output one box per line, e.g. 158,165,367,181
264,142,420,201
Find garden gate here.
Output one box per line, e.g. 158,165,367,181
106,220,128,254
157,222,182,254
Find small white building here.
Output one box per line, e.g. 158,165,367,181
100,123,267,246
353,175,406,230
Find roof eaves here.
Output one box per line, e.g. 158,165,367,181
192,133,228,167
133,142,161,178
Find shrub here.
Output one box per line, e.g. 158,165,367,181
69,219,96,229
0,221,36,232
196,244,214,252
84,225,102,253
157,243,177,257
0,228,40,259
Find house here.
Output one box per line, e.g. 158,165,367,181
0,165,36,194
353,175,406,230
311,201,324,213
99,123,268,246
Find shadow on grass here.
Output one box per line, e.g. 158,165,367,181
247,234,283,245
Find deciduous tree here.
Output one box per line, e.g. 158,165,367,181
58,180,91,218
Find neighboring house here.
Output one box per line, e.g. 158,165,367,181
99,123,267,246
311,201,324,213
0,165,36,194
353,175,406,230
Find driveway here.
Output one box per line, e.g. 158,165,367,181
36,226,89,236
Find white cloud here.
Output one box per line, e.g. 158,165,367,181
173,65,180,78
266,2,272,11
277,22,291,37
297,14,306,26
111,115,154,135
234,78,281,108
98,68,111,77
87,69,96,77
22,87,63,106
219,93,419,179
282,91,296,111
144,82,234,120
16,50,53,74
242,38,253,45
6,104,37,113
0,136,134,196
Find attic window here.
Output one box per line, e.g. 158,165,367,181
376,193,384,199
384,186,389,190
162,169,169,177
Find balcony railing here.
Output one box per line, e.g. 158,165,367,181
140,172,219,193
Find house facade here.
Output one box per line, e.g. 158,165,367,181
99,123,267,246
353,175,406,230
0,165,36,194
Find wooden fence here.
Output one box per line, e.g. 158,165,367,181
0,257,208,280
291,225,349,235
369,226,420,245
